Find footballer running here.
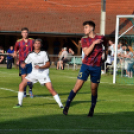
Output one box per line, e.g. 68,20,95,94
63,21,108,117
14,27,34,98
13,39,64,109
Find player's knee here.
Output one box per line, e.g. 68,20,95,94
19,83,24,91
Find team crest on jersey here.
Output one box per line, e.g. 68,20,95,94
78,72,82,78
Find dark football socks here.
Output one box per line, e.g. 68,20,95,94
90,94,98,111
27,82,33,91
65,90,76,108
24,86,27,96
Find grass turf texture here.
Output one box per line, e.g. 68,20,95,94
0,67,134,134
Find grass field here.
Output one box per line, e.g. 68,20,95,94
0,67,134,134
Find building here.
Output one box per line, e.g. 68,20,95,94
0,0,134,54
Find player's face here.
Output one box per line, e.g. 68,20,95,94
108,40,113,45
21,30,29,39
10,46,13,50
122,46,126,50
83,25,94,35
34,41,41,50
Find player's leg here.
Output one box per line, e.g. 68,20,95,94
63,79,85,115
63,64,89,115
88,82,99,117
45,82,64,108
60,60,64,70
87,66,101,117
13,78,29,108
26,63,33,97
19,64,27,97
56,61,59,70
21,74,27,97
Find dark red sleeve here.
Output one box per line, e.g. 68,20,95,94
81,38,88,48
31,39,34,51
14,41,19,51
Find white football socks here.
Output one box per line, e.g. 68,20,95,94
53,94,63,107
18,91,24,106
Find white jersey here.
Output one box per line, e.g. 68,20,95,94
25,51,51,84
25,51,49,73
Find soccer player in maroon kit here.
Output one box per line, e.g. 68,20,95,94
14,27,34,99
63,21,108,117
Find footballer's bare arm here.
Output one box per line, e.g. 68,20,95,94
35,61,50,69
83,39,103,56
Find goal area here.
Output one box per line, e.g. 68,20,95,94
113,15,134,84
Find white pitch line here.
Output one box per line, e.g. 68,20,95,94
0,129,134,133
0,87,54,100
0,87,18,93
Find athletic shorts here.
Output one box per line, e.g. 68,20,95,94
77,64,101,83
127,63,134,72
19,63,32,76
25,72,51,85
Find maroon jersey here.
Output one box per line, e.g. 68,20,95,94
81,35,107,67
14,38,34,63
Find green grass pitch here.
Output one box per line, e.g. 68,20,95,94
0,67,134,134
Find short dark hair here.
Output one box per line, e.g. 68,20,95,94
21,27,29,32
34,38,42,45
109,39,115,43
83,21,96,30
122,44,126,47
119,40,126,45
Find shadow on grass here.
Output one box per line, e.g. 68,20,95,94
0,111,134,134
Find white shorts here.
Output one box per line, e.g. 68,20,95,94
25,72,51,85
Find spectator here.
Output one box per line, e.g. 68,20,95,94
101,45,106,74
57,47,68,70
56,48,64,69
126,49,134,78
0,46,4,64
58,48,64,59
71,39,82,55
120,44,127,62
105,50,112,73
128,44,133,52
108,39,115,62
123,49,131,77
7,46,14,69
117,43,122,56
67,48,74,61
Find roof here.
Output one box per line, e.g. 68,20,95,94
0,0,134,36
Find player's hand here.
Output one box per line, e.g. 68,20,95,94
13,52,17,58
35,65,40,69
93,39,103,45
21,63,26,68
